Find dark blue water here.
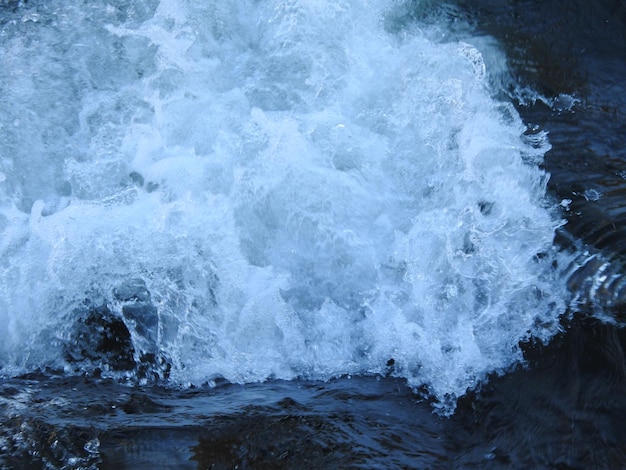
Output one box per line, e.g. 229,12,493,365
1,0,626,468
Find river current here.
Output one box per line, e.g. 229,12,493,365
1,0,625,468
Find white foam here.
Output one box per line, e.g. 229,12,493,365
0,0,569,411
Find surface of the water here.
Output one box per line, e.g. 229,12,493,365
1,0,625,468
0,0,567,406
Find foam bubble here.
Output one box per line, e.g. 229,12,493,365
0,0,569,411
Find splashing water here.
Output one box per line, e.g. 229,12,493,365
0,0,569,411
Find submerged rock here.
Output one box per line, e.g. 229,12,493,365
65,282,171,380
65,304,136,372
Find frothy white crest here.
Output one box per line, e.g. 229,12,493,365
0,0,568,411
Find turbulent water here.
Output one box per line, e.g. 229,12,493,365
0,0,569,406
1,0,625,468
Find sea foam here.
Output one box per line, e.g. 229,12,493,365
0,0,568,411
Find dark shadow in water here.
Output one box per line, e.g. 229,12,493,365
453,314,626,468
2,343,626,470
0,375,452,469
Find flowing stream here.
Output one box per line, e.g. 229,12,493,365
1,0,625,468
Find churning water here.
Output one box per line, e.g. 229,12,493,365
0,0,572,413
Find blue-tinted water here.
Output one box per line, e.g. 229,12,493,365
0,0,625,468
0,0,568,405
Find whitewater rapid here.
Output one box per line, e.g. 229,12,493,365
0,0,570,411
